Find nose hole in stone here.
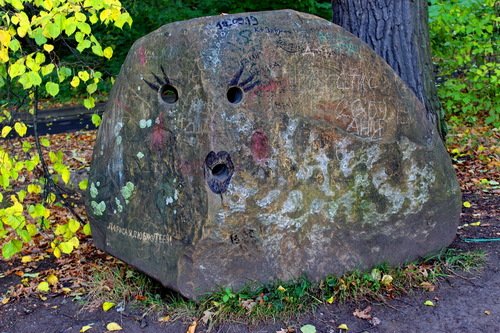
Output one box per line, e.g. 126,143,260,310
160,84,178,104
212,163,228,178
227,86,243,104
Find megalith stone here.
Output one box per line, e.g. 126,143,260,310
87,10,461,299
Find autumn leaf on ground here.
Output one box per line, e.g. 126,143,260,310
420,282,436,292
381,274,393,286
80,324,93,332
186,320,197,333
424,300,435,307
21,255,32,263
241,299,257,312
37,281,50,292
463,201,472,208
106,322,122,331
158,315,170,322
201,310,213,324
300,324,316,333
337,323,349,331
47,274,58,286
102,301,116,312
353,306,372,320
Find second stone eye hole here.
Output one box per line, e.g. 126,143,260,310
160,84,178,104
227,86,243,104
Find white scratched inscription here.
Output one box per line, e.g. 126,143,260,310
108,223,171,244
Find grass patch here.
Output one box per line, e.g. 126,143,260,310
83,248,485,325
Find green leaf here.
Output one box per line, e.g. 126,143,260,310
17,229,31,243
78,22,91,35
91,44,103,56
8,61,26,78
37,281,50,292
32,28,48,46
68,219,80,233
86,83,97,94
45,82,59,97
9,39,21,52
84,97,95,109
91,113,101,127
41,64,55,76
77,39,91,52
40,137,50,147
79,178,88,190
301,324,317,333
83,223,92,236
2,239,23,259
59,241,74,254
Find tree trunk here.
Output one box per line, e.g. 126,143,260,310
332,0,446,138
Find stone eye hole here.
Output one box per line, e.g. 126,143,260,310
160,84,178,104
227,86,243,104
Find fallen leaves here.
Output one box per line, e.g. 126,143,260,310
186,320,197,333
353,306,372,320
300,324,316,333
102,301,116,312
337,323,349,331
37,281,50,292
106,322,123,331
424,300,435,307
80,324,93,332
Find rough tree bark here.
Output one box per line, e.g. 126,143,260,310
332,0,446,138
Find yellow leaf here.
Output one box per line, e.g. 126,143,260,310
1,297,10,305
470,221,481,226
62,287,71,293
381,274,393,286
61,167,70,183
78,70,90,82
1,125,12,138
186,321,197,333
0,29,11,45
463,201,471,208
424,300,435,307
80,325,92,333
102,301,116,312
326,296,335,304
337,323,349,331
14,122,27,137
37,281,50,292
28,184,42,194
21,255,32,263
103,46,113,59
70,76,80,87
277,285,286,292
53,246,61,258
158,316,170,322
47,274,58,286
106,322,122,331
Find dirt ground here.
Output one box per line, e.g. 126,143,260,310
0,189,497,333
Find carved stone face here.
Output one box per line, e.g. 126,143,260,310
87,10,460,299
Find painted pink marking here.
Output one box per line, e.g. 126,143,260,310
137,46,147,66
251,130,270,164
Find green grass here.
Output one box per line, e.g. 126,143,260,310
84,248,485,324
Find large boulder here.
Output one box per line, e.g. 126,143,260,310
87,10,461,299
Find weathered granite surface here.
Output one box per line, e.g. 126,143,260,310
87,10,461,299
